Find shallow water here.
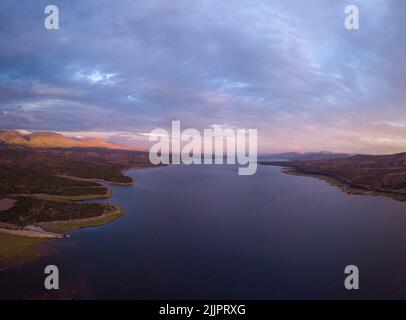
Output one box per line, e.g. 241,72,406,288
2,164,406,299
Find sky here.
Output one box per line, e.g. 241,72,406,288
0,0,405,154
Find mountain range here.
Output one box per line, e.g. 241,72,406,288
0,130,132,150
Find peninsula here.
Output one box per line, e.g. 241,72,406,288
0,130,153,264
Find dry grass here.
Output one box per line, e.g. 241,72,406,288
0,233,46,264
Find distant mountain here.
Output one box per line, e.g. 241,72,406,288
0,130,133,150
0,130,28,145
260,151,352,161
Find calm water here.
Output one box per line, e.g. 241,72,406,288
2,164,406,299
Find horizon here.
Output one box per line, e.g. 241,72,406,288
0,128,397,156
1,1,406,154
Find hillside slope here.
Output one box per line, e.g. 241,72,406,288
261,152,406,199
0,130,133,150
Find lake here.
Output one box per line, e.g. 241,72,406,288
2,164,406,299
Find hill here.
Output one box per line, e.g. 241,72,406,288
0,130,133,150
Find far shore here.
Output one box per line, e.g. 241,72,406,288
262,163,406,202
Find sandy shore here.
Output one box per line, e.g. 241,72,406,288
0,227,63,238
57,174,134,186
0,220,63,238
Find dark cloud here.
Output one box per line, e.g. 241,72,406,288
0,0,405,153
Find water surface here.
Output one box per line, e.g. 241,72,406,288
2,164,406,299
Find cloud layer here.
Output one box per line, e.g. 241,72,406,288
1,0,405,153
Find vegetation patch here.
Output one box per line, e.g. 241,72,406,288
0,197,120,226
40,206,124,233
0,145,152,264
0,233,46,264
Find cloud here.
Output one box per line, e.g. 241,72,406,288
0,0,405,154
74,70,117,85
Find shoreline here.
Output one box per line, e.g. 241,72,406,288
0,227,63,239
0,171,132,265
0,204,124,265
57,174,134,186
6,190,112,202
38,204,124,233
279,165,406,201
